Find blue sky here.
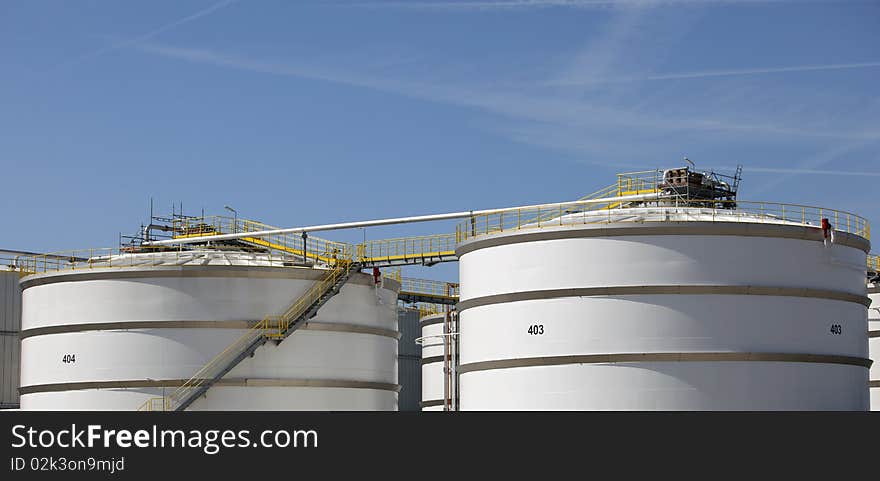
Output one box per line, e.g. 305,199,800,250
1,0,878,280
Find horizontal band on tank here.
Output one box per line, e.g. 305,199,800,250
870,381,880,388
19,265,399,291
421,355,454,366
420,315,452,327
301,322,400,339
455,222,871,257
869,286,880,294
19,378,401,395
870,331,880,338
420,399,448,408
20,320,399,340
458,352,873,374
456,285,870,312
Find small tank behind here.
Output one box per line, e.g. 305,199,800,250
419,310,457,411
869,259,879,410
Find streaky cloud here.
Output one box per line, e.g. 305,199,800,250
550,61,880,85
346,0,809,10
640,61,880,81
734,166,880,177
59,0,239,68
133,42,880,142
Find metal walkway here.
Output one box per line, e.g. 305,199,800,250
398,277,459,305
173,216,458,268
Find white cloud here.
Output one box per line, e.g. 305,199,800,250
59,0,239,68
134,42,879,142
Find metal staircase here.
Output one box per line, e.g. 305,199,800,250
140,258,358,411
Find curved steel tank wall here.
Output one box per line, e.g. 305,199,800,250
455,216,871,410
870,283,879,410
420,312,449,412
19,258,400,410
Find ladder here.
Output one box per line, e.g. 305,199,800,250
143,258,358,411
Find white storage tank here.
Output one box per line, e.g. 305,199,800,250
419,311,456,411
869,278,879,410
18,250,400,410
456,206,871,410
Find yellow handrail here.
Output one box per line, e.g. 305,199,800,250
512,171,662,229
358,234,457,264
177,216,456,266
869,254,879,274
174,216,351,266
382,267,402,283
456,199,870,243
12,196,871,277
403,302,452,319
163,316,272,410
161,257,353,410
267,258,353,338
137,397,170,411
400,277,459,300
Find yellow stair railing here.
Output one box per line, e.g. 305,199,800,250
137,397,170,411
139,252,355,411
520,170,661,229
174,216,457,267
174,216,350,266
263,258,354,339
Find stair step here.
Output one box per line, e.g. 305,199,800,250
166,262,361,411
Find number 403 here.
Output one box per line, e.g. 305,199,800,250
527,324,544,335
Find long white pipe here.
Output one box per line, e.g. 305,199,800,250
144,192,662,246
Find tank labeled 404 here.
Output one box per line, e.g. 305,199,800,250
17,251,401,411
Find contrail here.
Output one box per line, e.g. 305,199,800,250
550,61,880,85
346,0,799,10
718,166,880,177
642,61,880,81
59,0,239,68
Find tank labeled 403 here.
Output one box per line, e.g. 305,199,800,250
454,199,871,410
